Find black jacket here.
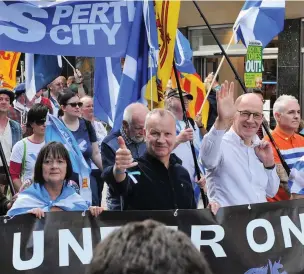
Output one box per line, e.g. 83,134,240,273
104,152,196,210
0,192,9,216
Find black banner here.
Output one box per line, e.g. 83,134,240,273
1,199,304,273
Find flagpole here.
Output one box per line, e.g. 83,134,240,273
198,31,235,115
192,0,291,176
62,56,76,70
0,141,16,196
173,60,208,208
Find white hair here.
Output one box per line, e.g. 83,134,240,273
144,109,176,129
273,95,299,120
123,103,149,124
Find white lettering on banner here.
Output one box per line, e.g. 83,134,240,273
59,228,93,267
246,219,275,252
13,231,44,271
0,3,48,42
281,213,304,248
191,225,227,258
0,1,135,46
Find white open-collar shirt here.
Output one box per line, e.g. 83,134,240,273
200,126,279,207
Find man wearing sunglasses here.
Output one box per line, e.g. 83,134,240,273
200,81,279,211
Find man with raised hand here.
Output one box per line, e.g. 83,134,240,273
104,109,196,210
200,81,279,209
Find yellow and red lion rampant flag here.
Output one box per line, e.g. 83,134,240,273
154,0,180,105
0,51,21,90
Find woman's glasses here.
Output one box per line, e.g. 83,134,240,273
35,119,46,126
67,102,83,108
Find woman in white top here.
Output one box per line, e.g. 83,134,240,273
9,104,48,192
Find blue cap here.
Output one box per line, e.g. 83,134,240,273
14,83,26,95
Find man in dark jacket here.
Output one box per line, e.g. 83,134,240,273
104,109,196,210
101,103,148,210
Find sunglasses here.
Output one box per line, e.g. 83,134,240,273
35,119,46,126
67,102,83,108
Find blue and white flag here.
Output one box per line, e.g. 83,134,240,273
7,182,89,217
25,53,62,100
93,57,121,127
174,30,196,75
45,114,92,204
233,0,285,48
0,1,135,57
112,0,157,131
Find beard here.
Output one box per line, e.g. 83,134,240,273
130,135,145,143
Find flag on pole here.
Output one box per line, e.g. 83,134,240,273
155,0,181,93
45,114,92,205
0,50,20,90
233,0,285,48
112,0,157,131
172,30,209,127
93,57,121,127
25,53,62,100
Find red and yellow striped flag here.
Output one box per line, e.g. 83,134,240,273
0,51,21,90
171,71,210,127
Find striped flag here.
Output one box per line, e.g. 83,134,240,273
172,31,209,127
25,53,62,100
0,50,20,90
93,57,121,127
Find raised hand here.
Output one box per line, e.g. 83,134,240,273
114,136,138,174
254,140,275,168
217,80,235,122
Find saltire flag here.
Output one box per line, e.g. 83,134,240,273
0,50,20,90
25,53,62,100
142,0,160,109
45,114,92,205
155,0,180,94
93,57,121,127
172,30,209,128
233,0,285,48
112,0,157,131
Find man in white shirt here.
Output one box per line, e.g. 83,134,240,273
200,81,279,208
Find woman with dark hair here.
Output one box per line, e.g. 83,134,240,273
7,142,103,218
9,104,48,192
58,91,103,206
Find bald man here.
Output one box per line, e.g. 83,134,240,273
200,81,279,207
103,109,196,210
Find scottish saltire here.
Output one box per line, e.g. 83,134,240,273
0,51,20,90
45,114,92,204
112,0,155,131
155,0,180,93
288,155,304,195
233,0,285,48
172,31,209,127
25,53,62,100
94,57,121,127
142,0,160,109
7,182,89,217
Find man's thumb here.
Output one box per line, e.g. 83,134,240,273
118,136,126,149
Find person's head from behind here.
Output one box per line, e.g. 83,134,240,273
27,104,48,137
58,91,82,118
87,220,213,274
273,95,300,133
144,109,176,161
34,142,72,185
80,96,94,121
233,93,264,143
248,88,264,103
49,76,67,97
122,103,149,143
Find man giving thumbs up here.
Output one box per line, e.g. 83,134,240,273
105,109,196,210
